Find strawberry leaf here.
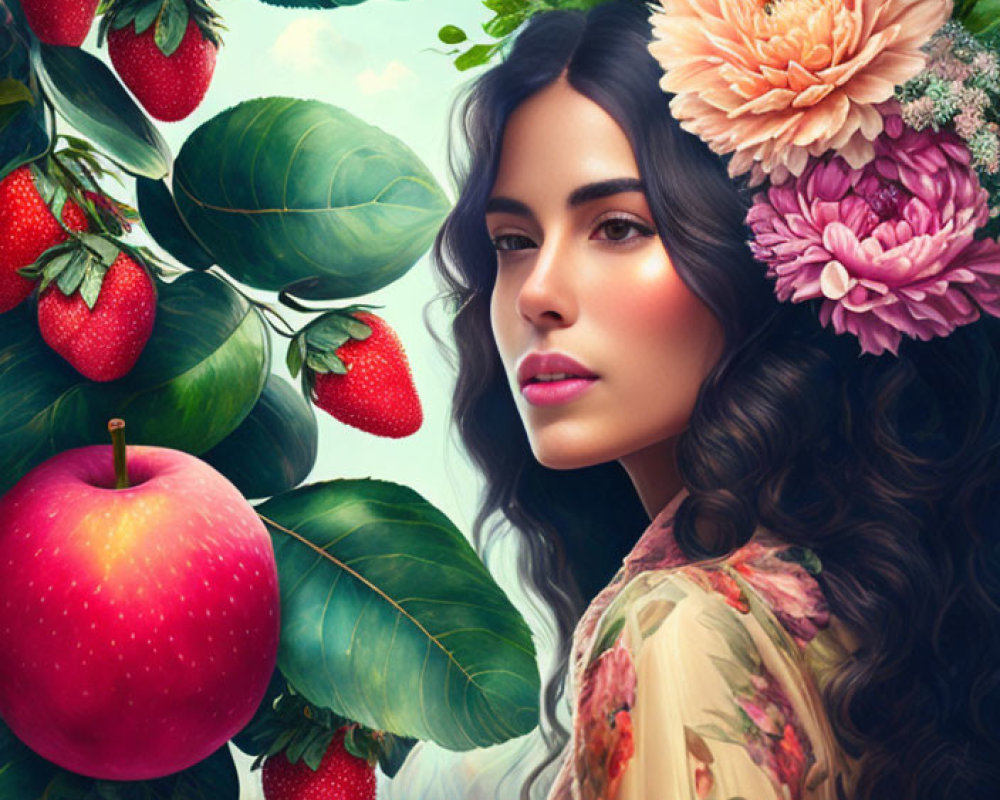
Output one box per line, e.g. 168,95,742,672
305,351,347,375
79,263,105,310
286,336,306,379
376,732,418,779
132,0,161,35
286,724,326,767
301,730,334,772
79,233,121,267
155,0,190,57
55,250,89,297
36,251,76,294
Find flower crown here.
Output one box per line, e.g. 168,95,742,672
648,0,1000,356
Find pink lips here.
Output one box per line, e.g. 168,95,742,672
517,352,598,406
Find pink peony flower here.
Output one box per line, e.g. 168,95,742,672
747,107,1000,355
648,0,951,183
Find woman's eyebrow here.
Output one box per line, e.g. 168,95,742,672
485,177,646,217
567,177,645,206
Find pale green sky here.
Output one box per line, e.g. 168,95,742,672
80,2,553,797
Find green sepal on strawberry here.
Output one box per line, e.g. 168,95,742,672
98,0,225,122
287,307,423,439
242,684,416,795
262,728,377,800
25,233,159,382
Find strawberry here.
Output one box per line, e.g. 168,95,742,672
36,250,157,382
262,728,377,800
0,166,88,313
106,9,220,123
296,311,422,439
20,0,100,46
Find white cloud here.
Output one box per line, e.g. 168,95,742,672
354,60,415,95
269,18,366,73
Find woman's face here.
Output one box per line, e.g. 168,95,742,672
487,77,725,492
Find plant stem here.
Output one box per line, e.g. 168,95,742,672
108,418,129,489
207,267,297,337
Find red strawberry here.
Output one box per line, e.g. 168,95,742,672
310,312,422,439
108,18,217,122
37,252,157,382
21,0,100,46
0,166,88,313
262,728,377,800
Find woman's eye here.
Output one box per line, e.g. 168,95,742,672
491,234,536,252
593,217,655,242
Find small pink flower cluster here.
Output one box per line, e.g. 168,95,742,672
898,22,1000,176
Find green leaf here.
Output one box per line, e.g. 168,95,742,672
455,43,501,71
201,373,318,500
964,0,1000,36
172,97,450,298
136,177,215,270
132,1,162,35
286,336,305,378
0,8,48,181
32,43,171,179
154,0,189,57
55,248,89,295
0,717,59,799
377,732,418,779
0,271,270,494
483,13,525,39
483,0,527,14
0,76,32,105
257,480,541,750
80,262,105,309
438,25,467,44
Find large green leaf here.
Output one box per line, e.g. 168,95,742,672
256,480,540,750
202,372,318,500
0,2,48,181
136,178,215,270
172,97,450,298
0,271,270,494
31,43,170,179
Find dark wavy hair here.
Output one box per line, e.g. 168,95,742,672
430,2,1000,797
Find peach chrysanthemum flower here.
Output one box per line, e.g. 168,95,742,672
648,0,952,183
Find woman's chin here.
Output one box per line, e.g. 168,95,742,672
529,440,615,472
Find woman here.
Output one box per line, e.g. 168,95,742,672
432,1,1000,798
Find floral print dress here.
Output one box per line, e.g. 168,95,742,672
546,489,859,800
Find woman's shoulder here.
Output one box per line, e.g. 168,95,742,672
572,537,860,800
591,534,839,664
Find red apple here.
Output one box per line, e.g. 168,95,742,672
0,433,281,779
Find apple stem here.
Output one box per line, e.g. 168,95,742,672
108,418,129,490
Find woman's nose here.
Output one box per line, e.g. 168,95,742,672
514,234,577,328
